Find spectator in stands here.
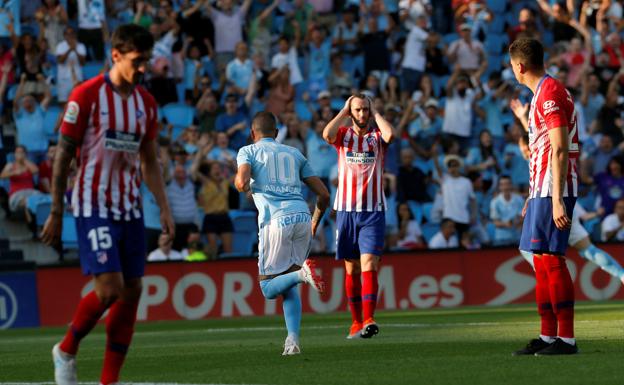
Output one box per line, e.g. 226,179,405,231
432,148,476,241
37,143,55,194
360,15,391,84
182,37,206,104
508,7,540,41
166,164,199,251
147,56,178,106
283,0,316,41
36,0,69,54
271,35,303,86
396,202,425,250
147,232,183,261
307,26,332,87
580,71,605,132
476,74,512,151
465,130,500,192
206,133,237,175
0,146,39,221
183,231,209,261
594,67,624,143
503,126,529,191
400,14,429,98
192,153,233,257
489,175,524,246
226,42,255,96
583,135,621,179
442,69,481,149
196,89,221,134
428,218,458,249
0,0,19,44
447,24,487,79
595,156,624,216
266,65,294,116
248,0,280,65
206,0,253,70
328,54,354,99
216,77,257,151
10,32,46,97
282,117,306,154
460,230,481,250
77,0,106,61
404,98,442,158
332,6,361,79
305,118,336,187
13,73,51,164
601,198,624,242
397,147,429,203
535,0,577,43
56,27,87,104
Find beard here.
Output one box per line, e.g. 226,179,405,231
353,116,369,129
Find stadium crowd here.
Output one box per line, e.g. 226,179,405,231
1,0,624,260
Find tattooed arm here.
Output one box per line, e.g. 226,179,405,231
40,135,77,245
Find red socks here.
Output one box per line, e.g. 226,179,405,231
59,291,109,355
541,254,575,338
362,271,378,322
533,256,557,337
345,273,362,324
100,300,139,385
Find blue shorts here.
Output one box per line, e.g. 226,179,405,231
519,197,576,256
336,211,385,260
76,215,147,278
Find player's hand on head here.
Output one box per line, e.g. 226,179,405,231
341,95,354,118
41,212,62,246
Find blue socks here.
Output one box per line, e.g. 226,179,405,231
579,244,624,280
259,271,302,341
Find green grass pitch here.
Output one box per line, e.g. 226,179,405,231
1,302,623,385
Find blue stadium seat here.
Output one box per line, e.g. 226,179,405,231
7,84,17,101
82,61,103,80
422,202,436,224
62,213,79,249
43,106,62,142
407,200,423,224
220,210,258,258
35,200,52,226
486,0,507,14
487,16,506,34
487,54,503,74
485,34,508,55
162,103,194,127
443,33,459,46
486,221,496,242
421,223,440,243
294,101,312,122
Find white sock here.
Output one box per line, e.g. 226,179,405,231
540,335,555,344
559,337,576,346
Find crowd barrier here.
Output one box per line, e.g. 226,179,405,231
2,246,624,329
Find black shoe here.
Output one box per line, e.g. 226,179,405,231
534,338,578,356
360,320,379,339
512,338,552,356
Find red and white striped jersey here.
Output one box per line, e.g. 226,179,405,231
527,75,580,199
60,74,158,220
333,126,387,212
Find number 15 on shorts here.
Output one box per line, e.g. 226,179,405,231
87,226,112,251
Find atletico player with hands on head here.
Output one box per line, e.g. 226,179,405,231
322,93,396,339
41,24,175,385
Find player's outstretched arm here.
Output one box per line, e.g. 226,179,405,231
41,135,76,246
235,163,251,192
322,96,352,144
141,139,175,238
548,125,571,230
304,176,330,236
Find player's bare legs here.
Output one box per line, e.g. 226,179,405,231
345,254,380,338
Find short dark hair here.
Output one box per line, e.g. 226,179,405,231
111,24,154,54
508,38,544,70
252,111,277,136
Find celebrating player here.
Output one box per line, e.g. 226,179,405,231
41,24,175,384
322,94,395,339
235,111,330,355
512,134,624,284
509,38,579,355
